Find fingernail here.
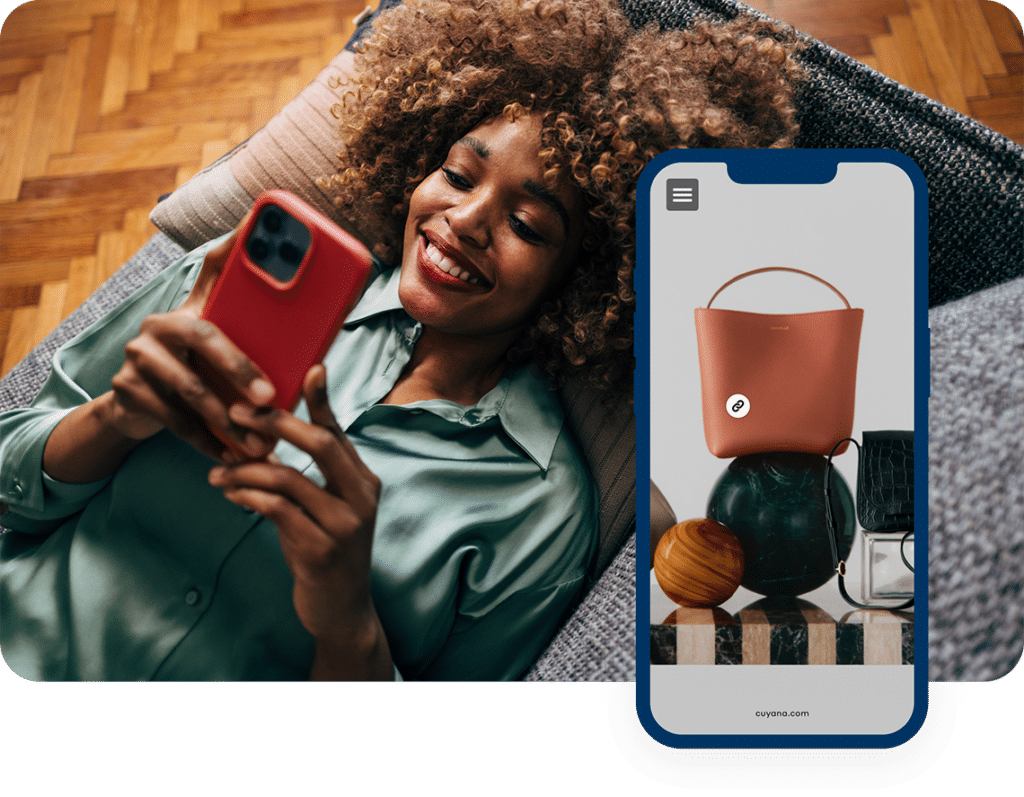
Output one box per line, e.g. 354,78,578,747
249,378,275,405
209,466,226,483
228,402,249,423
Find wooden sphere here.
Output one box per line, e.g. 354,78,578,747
654,518,745,608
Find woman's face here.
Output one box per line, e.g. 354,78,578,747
399,113,583,346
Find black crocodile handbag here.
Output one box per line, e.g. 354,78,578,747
856,431,914,532
825,431,915,610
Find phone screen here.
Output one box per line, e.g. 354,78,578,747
636,150,928,747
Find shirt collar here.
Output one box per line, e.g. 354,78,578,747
343,263,565,471
489,362,565,471
344,259,404,326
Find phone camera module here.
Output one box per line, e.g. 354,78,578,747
248,236,271,262
261,208,284,234
279,241,302,265
247,203,312,283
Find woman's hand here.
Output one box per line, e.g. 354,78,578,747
106,227,278,462
41,226,278,484
207,365,393,680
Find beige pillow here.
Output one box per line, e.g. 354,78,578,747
149,50,357,251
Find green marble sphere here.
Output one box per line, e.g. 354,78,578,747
706,452,855,597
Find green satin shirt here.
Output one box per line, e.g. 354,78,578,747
0,236,597,681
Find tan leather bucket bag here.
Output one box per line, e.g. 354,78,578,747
694,267,864,459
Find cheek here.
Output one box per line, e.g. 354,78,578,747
404,185,426,231
408,172,449,216
402,181,439,255
403,183,428,235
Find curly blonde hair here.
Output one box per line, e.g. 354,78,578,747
326,0,802,400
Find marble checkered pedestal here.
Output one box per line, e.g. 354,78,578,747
650,519,915,665
651,597,914,665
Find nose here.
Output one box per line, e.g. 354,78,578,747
445,188,493,249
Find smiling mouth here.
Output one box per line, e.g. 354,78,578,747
422,236,490,288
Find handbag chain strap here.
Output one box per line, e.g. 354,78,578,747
706,267,853,309
824,438,915,611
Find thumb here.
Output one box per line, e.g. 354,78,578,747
303,365,337,429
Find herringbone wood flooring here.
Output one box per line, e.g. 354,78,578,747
746,0,1024,141
1,0,1022,378
0,0,369,376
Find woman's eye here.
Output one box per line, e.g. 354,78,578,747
441,166,546,244
442,168,471,189
510,215,545,244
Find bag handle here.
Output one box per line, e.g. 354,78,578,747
824,438,914,612
706,267,853,309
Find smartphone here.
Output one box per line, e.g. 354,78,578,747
636,150,928,748
197,189,372,454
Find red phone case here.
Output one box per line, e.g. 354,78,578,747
198,190,372,450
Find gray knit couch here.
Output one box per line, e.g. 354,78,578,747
2,0,1021,681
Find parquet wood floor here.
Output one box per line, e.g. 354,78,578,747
745,0,1024,143
1,0,1022,379
0,0,369,377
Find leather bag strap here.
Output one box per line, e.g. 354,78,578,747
706,267,853,309
824,437,915,611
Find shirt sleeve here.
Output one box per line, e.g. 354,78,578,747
402,437,598,681
0,237,224,534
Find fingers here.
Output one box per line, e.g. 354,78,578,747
227,366,380,514
207,361,383,647
208,460,363,556
302,366,376,482
112,216,279,462
114,311,277,460
227,403,380,517
218,482,341,583
110,361,225,460
142,313,275,407
209,456,379,646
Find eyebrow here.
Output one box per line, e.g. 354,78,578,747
457,135,490,159
454,136,572,237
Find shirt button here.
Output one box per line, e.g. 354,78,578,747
11,480,23,498
184,589,201,606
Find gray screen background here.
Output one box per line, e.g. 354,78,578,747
651,160,917,553
647,160,918,737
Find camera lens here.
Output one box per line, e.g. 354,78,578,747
279,241,302,265
248,236,270,262
261,208,284,233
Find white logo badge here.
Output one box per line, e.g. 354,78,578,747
726,393,750,418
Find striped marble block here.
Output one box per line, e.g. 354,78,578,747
651,598,914,665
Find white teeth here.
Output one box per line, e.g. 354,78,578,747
425,240,482,285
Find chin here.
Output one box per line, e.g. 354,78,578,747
397,271,450,327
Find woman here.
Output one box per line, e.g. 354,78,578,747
0,0,801,680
